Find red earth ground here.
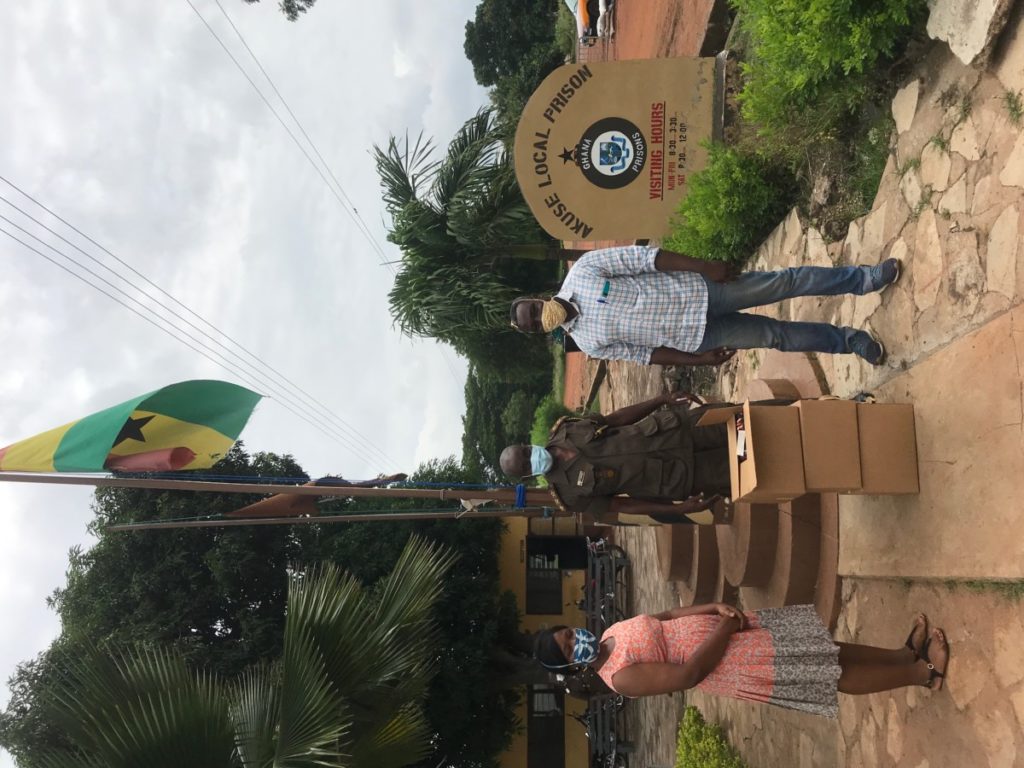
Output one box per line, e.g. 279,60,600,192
609,0,716,60
561,0,718,409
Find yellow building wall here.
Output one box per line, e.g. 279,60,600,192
497,517,590,768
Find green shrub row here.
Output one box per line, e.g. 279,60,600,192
733,0,928,130
530,393,575,446
663,143,796,262
675,706,748,768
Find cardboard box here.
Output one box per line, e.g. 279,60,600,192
793,399,862,492
853,403,919,494
698,401,806,503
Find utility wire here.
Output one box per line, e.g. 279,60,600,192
182,0,394,272
193,0,466,386
0,220,397,467
210,0,391,272
0,177,399,468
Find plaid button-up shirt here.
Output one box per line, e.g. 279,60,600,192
556,245,709,364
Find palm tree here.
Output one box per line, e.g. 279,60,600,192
35,537,456,768
374,109,562,341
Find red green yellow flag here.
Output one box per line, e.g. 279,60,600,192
0,380,262,473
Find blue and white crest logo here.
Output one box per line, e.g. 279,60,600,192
599,135,631,172
567,117,647,190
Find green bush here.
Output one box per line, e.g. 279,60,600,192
733,0,927,129
850,114,895,205
663,143,796,262
530,394,575,446
501,391,539,440
554,1,579,62
675,706,748,768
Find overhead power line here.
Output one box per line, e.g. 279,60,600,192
190,0,466,387
0,221,394,467
0,186,399,469
182,0,394,272
210,0,389,269
0,177,397,468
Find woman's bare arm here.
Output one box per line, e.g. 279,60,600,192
651,603,726,621
611,616,740,696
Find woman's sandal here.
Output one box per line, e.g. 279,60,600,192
919,630,949,690
903,613,928,659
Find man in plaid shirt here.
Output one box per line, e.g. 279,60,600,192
510,245,900,366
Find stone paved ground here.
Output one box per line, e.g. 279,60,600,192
599,7,1024,767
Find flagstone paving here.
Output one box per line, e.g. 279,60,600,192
605,9,1024,767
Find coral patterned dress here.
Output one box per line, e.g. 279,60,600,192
595,605,841,718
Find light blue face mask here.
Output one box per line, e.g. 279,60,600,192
529,445,553,475
571,628,599,664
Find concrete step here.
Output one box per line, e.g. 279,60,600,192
814,493,842,631
675,525,720,605
656,524,719,604
715,566,740,605
715,502,779,587
655,522,694,581
743,378,801,401
740,494,823,610
756,351,827,398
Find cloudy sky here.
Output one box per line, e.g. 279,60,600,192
0,1,490,761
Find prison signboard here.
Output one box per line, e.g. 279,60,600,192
513,58,717,241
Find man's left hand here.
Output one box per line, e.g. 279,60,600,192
674,493,722,513
661,391,703,407
690,347,736,366
702,260,740,283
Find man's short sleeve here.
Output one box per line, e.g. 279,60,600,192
588,341,654,366
565,493,611,522
571,245,659,278
549,414,606,444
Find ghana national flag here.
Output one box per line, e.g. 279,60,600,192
0,380,262,473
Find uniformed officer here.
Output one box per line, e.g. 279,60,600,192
498,391,733,525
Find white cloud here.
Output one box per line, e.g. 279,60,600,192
393,44,414,78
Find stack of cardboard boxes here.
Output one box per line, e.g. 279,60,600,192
697,399,919,503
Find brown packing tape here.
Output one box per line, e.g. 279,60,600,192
726,410,741,501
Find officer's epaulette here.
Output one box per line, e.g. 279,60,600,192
549,413,606,439
546,483,568,515
549,414,582,436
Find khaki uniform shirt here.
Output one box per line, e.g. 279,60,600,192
544,407,698,521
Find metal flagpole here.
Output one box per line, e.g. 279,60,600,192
0,472,566,531
106,506,563,532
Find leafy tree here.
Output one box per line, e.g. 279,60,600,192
464,0,562,88
374,108,559,353
28,537,455,768
462,366,549,480
242,0,316,22
733,0,927,130
50,445,310,676
0,449,526,768
0,640,77,765
501,391,538,441
448,319,558,384
319,457,526,767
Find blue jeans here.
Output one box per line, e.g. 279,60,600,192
696,265,884,355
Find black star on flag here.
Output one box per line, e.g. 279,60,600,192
112,415,155,447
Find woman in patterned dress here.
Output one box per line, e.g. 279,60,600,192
534,604,948,717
